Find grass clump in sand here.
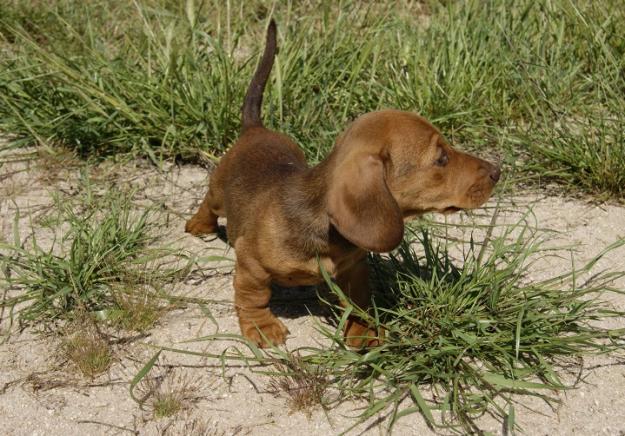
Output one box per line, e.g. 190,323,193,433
0,186,189,333
268,351,330,417
108,286,170,332
132,359,204,419
262,211,625,433
61,319,113,378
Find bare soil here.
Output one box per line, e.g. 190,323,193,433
1,150,624,435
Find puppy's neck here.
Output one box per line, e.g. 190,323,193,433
282,153,358,258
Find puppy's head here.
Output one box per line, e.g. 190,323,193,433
327,110,500,253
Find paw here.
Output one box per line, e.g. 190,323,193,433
185,216,217,235
240,315,289,348
344,319,385,348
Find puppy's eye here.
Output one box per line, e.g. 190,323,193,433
435,152,449,167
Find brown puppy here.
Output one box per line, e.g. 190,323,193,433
186,20,500,348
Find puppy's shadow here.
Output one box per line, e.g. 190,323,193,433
215,224,228,244
269,284,336,321
198,224,229,245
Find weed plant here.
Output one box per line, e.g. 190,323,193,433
302,216,625,432
0,187,189,331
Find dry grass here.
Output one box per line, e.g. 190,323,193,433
134,363,205,419
156,417,226,436
108,286,170,332
268,351,330,417
60,320,112,378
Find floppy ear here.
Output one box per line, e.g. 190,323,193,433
327,153,404,253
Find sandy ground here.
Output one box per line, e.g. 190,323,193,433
1,149,625,435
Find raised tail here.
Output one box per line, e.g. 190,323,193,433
241,19,277,131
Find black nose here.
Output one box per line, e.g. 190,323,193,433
490,166,501,183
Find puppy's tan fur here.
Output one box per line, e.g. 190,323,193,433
186,21,500,347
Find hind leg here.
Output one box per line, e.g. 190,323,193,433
185,187,221,235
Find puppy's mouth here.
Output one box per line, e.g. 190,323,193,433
403,206,463,219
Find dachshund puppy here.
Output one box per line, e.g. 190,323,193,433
186,20,500,347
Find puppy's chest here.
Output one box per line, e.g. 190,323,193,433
267,248,364,287
267,256,337,287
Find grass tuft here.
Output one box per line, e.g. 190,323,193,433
297,213,624,432
152,395,184,419
133,361,203,419
61,319,113,378
107,286,169,332
517,115,625,199
267,351,330,416
0,185,190,331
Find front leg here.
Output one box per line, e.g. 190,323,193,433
335,258,384,348
234,253,289,348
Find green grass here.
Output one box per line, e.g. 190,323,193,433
515,115,625,198
1,0,624,196
306,215,625,433
146,210,625,433
0,184,190,331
